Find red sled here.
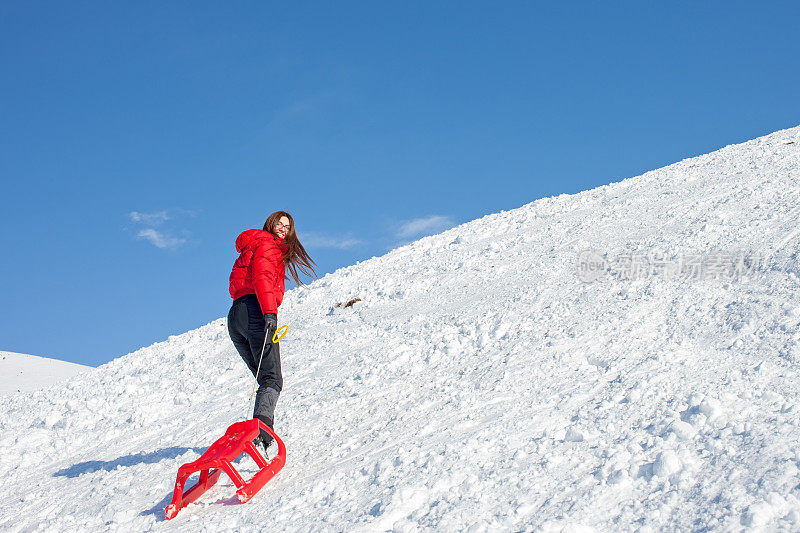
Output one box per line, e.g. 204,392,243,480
164,419,286,520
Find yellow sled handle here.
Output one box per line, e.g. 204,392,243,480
272,324,289,343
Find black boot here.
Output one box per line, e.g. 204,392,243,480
255,415,275,451
253,434,270,456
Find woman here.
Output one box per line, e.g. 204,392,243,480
228,211,316,451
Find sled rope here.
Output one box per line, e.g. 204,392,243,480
247,325,289,417
247,332,271,416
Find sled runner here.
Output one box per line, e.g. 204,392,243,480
164,418,286,520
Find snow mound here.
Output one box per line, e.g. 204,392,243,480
2,126,800,531
0,351,90,396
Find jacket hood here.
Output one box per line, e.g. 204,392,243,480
235,229,285,253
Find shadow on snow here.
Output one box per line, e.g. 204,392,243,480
53,446,206,478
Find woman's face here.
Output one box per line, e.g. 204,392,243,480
274,216,291,239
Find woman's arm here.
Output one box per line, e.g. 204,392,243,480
251,241,283,315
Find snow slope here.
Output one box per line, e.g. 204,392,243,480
2,126,800,531
0,351,90,395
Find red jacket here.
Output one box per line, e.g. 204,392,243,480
229,229,287,314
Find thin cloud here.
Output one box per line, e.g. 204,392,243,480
136,229,186,250
129,211,170,225
127,208,197,249
396,215,455,239
128,208,197,225
300,232,363,249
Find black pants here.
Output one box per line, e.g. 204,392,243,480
228,294,282,428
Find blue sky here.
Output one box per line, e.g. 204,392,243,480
1,2,798,366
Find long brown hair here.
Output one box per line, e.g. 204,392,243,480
263,211,317,285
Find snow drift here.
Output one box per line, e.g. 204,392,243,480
0,351,90,396
2,126,800,531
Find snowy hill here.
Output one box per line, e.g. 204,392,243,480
0,351,90,395
2,126,800,531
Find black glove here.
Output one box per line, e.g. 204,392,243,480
263,313,277,340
